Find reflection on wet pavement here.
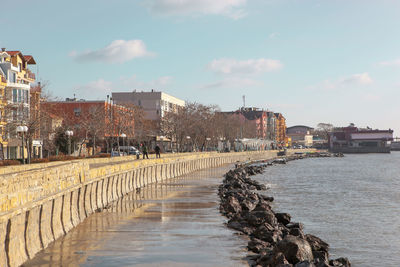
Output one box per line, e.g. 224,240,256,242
24,165,248,267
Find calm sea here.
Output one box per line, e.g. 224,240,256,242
256,152,400,267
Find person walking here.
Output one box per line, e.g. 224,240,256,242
142,144,149,159
155,145,161,158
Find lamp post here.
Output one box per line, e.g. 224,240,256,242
120,133,126,156
65,130,74,155
186,136,191,152
16,125,28,164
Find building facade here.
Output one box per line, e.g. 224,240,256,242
112,90,185,120
42,99,135,154
274,113,287,147
286,125,314,147
329,126,393,153
0,49,36,159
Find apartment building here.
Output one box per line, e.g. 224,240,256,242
0,48,37,159
112,90,185,120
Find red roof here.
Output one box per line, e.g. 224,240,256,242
6,51,21,56
24,55,36,64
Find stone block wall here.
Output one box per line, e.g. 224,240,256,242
0,150,286,267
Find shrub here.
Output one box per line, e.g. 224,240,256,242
0,160,21,166
48,155,82,162
30,158,50,164
87,153,110,158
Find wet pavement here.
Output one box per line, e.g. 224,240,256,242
24,165,248,267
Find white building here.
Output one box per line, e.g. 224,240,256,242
112,90,185,120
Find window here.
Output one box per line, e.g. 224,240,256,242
74,107,81,116
138,100,141,106
17,89,22,103
12,89,17,103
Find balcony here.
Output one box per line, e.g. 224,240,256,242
24,69,35,80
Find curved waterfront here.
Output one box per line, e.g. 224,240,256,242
24,166,247,267
255,152,400,267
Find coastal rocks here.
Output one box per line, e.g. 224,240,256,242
275,213,291,226
218,155,351,267
276,235,314,264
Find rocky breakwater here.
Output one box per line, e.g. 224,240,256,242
218,157,350,267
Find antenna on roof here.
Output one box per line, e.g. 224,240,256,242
242,95,246,109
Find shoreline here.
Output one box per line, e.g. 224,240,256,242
218,153,350,267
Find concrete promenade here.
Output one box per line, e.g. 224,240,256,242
0,150,311,267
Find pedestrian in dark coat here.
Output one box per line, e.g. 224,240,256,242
155,145,161,158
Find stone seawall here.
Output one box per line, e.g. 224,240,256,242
0,150,311,267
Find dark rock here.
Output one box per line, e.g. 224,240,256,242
223,196,242,215
246,209,278,227
289,227,305,238
252,225,282,244
287,222,304,230
262,252,290,266
259,194,274,202
294,261,316,267
329,257,351,267
254,201,272,212
276,235,314,264
312,251,329,266
305,234,329,252
248,238,272,253
241,198,258,212
276,212,291,226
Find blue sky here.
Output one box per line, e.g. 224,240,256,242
2,0,400,135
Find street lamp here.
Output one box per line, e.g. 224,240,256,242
16,125,28,164
65,130,74,155
186,136,191,152
120,133,126,156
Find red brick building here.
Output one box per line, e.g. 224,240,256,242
42,99,135,153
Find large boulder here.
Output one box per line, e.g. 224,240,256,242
294,261,316,267
248,238,272,253
312,251,329,267
245,209,278,227
241,198,258,212
252,224,282,244
276,213,291,226
305,234,329,252
276,235,314,264
259,252,290,267
329,257,351,267
222,196,242,215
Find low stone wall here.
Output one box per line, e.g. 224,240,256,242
0,150,311,267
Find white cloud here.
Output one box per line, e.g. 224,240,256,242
379,59,400,67
200,77,262,89
269,33,279,39
339,73,373,85
145,0,247,19
208,58,283,75
71,40,154,64
307,73,373,91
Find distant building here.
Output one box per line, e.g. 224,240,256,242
329,126,393,153
112,90,185,120
266,112,277,141
274,113,287,147
240,107,268,139
287,125,314,147
223,107,268,140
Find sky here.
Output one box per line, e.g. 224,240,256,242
1,0,400,135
